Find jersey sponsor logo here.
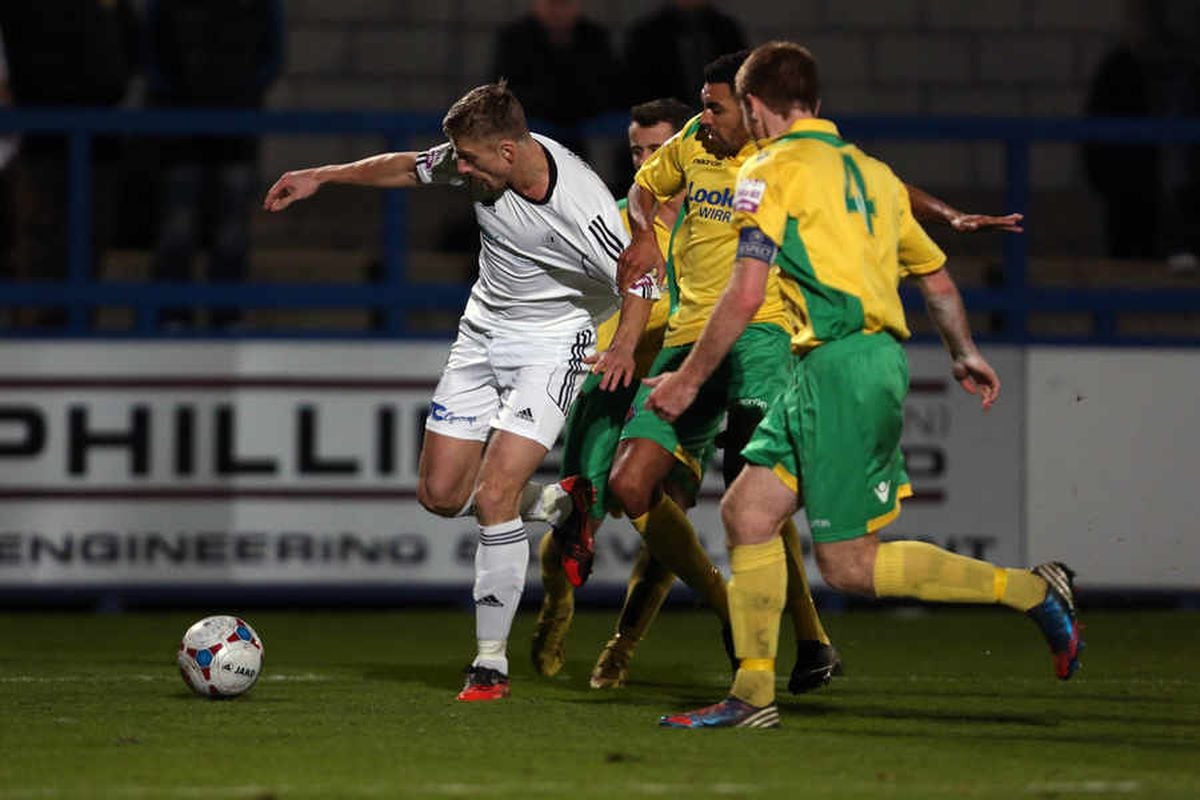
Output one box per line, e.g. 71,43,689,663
873,480,891,503
733,178,766,213
687,182,734,222
429,401,477,424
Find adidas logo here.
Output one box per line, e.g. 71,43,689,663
873,481,890,503
475,594,504,608
516,407,535,423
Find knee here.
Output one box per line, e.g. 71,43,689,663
719,492,750,542
417,478,466,518
472,476,520,520
609,466,653,519
815,546,875,595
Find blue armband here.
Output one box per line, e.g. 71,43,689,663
736,227,779,264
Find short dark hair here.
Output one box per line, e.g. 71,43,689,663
735,42,820,117
702,49,752,88
630,97,694,133
443,80,529,141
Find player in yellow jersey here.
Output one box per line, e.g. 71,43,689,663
611,50,1025,697
532,98,696,683
650,42,1081,729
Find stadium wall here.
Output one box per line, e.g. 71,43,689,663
0,340,1193,601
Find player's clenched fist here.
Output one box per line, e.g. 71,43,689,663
263,170,321,212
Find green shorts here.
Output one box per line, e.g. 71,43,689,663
561,371,702,519
742,331,912,543
621,323,790,478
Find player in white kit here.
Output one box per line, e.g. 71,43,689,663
264,82,657,701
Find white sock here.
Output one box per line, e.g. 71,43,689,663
524,481,572,526
472,518,528,674
460,483,563,523
454,489,477,518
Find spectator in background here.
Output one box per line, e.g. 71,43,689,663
1083,3,1163,260
146,0,285,330
1084,0,1200,269
1154,0,1200,272
0,0,139,328
0,30,17,283
622,1,747,107
491,0,621,159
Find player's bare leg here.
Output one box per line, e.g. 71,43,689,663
724,405,840,692
589,479,685,688
610,439,729,621
661,465,796,728
416,430,484,518
457,431,549,701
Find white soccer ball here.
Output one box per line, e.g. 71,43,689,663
177,615,264,698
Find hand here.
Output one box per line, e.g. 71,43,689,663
617,233,665,292
263,170,321,212
950,212,1024,234
584,348,636,391
952,352,1000,410
642,370,699,423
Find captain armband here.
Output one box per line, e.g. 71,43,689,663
736,227,779,264
625,273,661,301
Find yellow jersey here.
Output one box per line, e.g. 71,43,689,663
594,199,674,373
634,115,789,347
731,118,946,354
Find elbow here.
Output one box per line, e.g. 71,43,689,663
732,285,765,319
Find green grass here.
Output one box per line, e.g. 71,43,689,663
1,608,1198,799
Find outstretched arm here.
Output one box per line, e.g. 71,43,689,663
264,151,423,212
914,267,1000,409
906,183,1024,233
616,182,666,290
588,292,655,391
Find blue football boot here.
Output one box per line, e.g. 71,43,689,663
659,697,780,729
1027,562,1084,680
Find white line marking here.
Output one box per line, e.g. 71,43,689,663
1027,781,1141,794
0,673,328,684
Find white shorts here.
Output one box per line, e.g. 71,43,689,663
425,320,595,450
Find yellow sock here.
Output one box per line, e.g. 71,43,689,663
631,495,729,621
780,519,830,645
995,568,1050,612
614,547,675,643
538,531,573,615
874,540,1047,611
728,538,786,707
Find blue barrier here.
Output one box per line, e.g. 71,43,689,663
1,107,1199,343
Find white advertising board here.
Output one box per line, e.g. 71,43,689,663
1026,348,1200,589
0,342,1024,592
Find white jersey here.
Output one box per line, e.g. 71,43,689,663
415,133,657,336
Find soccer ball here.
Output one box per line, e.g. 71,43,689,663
177,615,264,698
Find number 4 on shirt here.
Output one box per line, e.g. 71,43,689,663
842,154,875,235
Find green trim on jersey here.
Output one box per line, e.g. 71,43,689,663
776,130,846,148
682,117,702,140
664,205,685,315
779,218,866,341
617,197,628,211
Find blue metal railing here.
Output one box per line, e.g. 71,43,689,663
2,107,1200,342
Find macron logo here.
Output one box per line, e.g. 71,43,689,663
873,481,891,503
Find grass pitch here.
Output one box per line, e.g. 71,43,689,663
1,607,1198,799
